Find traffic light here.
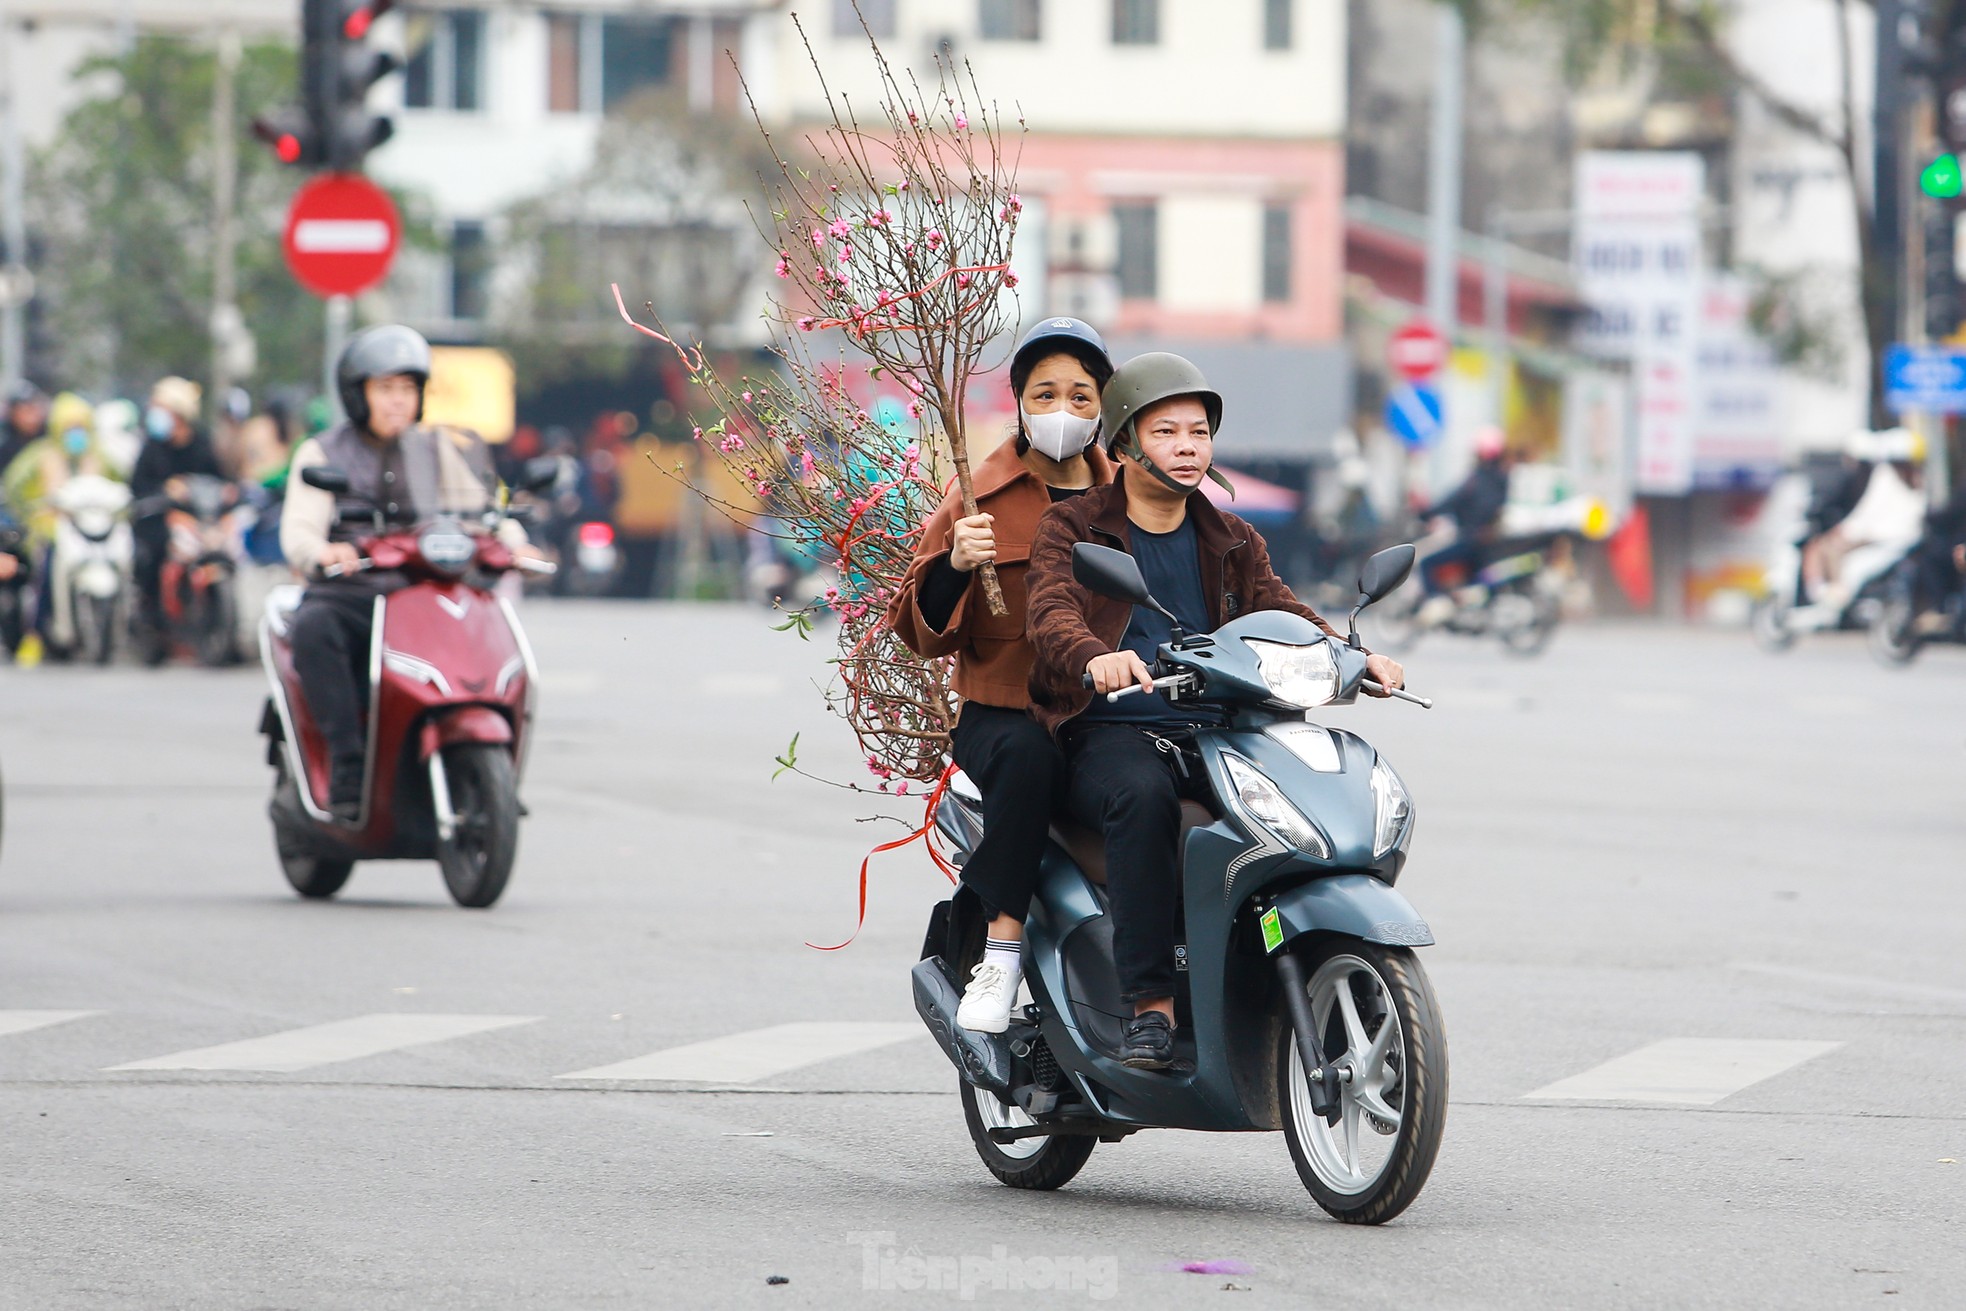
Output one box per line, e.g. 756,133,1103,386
1916,2,1966,336
253,0,399,172
306,0,400,172
251,106,320,167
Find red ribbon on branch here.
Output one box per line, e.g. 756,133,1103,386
611,283,706,373
806,762,961,952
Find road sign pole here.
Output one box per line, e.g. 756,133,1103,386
324,294,351,422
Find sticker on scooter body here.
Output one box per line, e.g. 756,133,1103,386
1260,906,1283,953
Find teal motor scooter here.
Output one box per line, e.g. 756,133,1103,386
913,543,1446,1224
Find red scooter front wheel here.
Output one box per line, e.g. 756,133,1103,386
436,743,519,908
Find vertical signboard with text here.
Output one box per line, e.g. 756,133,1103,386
1573,152,1705,496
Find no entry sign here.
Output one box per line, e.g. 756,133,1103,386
1387,318,1448,381
282,173,401,299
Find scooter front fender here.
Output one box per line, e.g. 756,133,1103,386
1266,873,1434,950
418,705,514,762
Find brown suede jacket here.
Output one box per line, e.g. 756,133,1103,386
886,437,1115,709
1025,478,1346,735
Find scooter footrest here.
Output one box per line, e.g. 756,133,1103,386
911,957,1015,1094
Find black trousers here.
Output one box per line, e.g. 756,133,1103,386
949,702,1067,924
290,585,377,788
1062,721,1198,1004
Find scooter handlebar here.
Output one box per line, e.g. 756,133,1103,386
321,558,373,580
1104,674,1192,703
1363,678,1432,709
515,557,558,575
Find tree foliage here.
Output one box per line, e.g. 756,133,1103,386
29,36,323,398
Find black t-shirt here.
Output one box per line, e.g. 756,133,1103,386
1081,516,1210,725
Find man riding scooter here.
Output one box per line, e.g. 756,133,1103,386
1024,353,1405,1069
1413,425,1510,625
281,325,536,821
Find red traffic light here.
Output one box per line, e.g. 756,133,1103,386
251,112,317,167
341,1,395,41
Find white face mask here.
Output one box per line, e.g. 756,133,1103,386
1021,405,1099,461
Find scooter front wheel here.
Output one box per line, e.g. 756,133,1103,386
436,743,519,909
960,1079,1095,1190
1279,942,1447,1224
1749,595,1797,653
1868,591,1920,667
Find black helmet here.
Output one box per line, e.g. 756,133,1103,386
336,324,432,429
4,379,46,409
1009,316,1113,397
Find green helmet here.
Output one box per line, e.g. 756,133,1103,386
1100,352,1233,498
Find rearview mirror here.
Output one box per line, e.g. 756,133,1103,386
1072,542,1151,606
1357,543,1417,605
300,465,351,495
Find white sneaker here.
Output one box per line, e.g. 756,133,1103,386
955,961,1018,1034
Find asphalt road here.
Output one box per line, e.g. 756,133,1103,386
3,601,1964,1309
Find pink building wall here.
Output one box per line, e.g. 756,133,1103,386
1013,134,1346,344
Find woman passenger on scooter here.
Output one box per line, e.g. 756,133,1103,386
887,318,1115,1034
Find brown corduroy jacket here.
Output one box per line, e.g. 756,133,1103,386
1024,478,1346,735
886,437,1115,709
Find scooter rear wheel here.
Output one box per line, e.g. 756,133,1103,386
1279,942,1446,1224
436,744,519,909
960,1079,1095,1190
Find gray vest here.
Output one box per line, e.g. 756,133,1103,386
315,422,444,543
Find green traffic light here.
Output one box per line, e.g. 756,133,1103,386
1922,153,1963,198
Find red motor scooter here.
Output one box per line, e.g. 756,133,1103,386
257,465,553,908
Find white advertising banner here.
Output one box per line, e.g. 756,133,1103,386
1693,275,1784,486
1574,151,1706,495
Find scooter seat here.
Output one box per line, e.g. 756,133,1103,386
263,583,304,638
1049,800,1215,885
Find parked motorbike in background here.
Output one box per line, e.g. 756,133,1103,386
257,464,555,908
914,543,1446,1225
46,472,133,665
137,474,253,667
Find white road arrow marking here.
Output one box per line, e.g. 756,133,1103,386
0,1010,99,1038
558,1021,923,1084
1525,1038,1842,1106
106,1013,537,1073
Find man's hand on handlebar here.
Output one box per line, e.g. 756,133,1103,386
315,542,362,576
1361,652,1405,698
1086,650,1156,696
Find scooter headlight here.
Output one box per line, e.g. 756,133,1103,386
1245,639,1340,709
1370,756,1413,858
1222,753,1329,859
419,525,477,575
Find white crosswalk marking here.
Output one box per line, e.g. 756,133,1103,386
1525,1038,1842,1105
0,1010,99,1038
557,1021,924,1084
105,1013,539,1073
